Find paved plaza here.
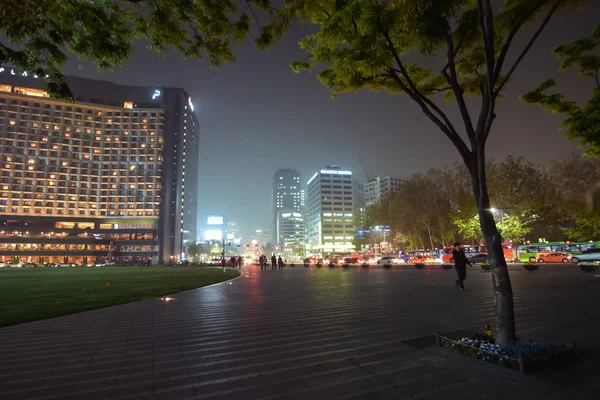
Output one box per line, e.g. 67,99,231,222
1,265,599,399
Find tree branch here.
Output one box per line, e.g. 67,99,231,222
593,69,600,90
443,26,476,148
246,0,263,31
477,0,496,98
492,0,553,86
386,69,471,164
494,0,563,97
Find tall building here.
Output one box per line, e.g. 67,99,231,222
226,220,241,243
364,175,407,206
353,180,366,230
277,212,305,256
0,69,199,264
272,168,304,245
250,229,272,246
306,166,355,254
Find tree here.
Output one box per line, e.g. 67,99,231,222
497,215,531,244
185,242,202,261
522,23,600,156
0,0,252,98
261,0,588,344
452,214,484,245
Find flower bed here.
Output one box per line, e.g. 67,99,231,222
414,263,425,270
437,327,574,373
523,262,540,271
361,263,369,268
316,263,322,268
383,264,392,269
578,261,599,272
480,263,491,271
441,263,453,270
329,263,336,268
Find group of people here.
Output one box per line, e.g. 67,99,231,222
258,254,284,270
226,256,243,269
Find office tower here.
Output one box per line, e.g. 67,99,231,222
0,69,199,264
306,165,355,254
364,175,407,206
272,168,303,245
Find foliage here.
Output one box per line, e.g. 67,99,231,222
443,336,567,369
522,23,600,156
185,242,203,260
481,262,491,270
578,261,599,271
497,214,531,242
0,0,253,98
365,155,596,249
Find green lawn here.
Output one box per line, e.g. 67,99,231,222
0,267,240,327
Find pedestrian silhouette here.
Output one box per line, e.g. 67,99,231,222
237,255,243,269
452,242,472,291
278,255,284,269
271,254,277,270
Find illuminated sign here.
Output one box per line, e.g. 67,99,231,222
152,89,161,99
226,233,235,240
320,169,352,175
204,230,223,241
188,96,194,112
207,216,224,225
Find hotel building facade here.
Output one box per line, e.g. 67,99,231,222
0,68,199,264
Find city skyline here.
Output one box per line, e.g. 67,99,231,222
5,9,599,239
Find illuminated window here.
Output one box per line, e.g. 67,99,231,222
0,84,11,93
123,102,133,109
13,86,49,97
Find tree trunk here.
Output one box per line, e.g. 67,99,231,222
469,152,517,345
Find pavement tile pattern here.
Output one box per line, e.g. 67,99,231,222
1,265,600,399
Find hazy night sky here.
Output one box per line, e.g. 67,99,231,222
60,7,598,240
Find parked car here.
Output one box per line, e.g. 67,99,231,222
56,263,76,268
467,253,489,264
344,257,360,264
571,248,600,263
303,257,316,264
22,263,37,268
536,252,572,263
377,256,400,265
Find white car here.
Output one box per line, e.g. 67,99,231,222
571,248,600,263
56,263,76,268
377,257,401,265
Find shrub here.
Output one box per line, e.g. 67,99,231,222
414,263,425,269
316,263,322,268
290,263,295,267
343,264,350,268
481,263,491,270
578,261,599,272
441,263,453,270
329,263,337,268
361,263,369,268
523,262,540,271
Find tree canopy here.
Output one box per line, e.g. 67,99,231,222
363,155,600,250
0,0,252,99
522,22,600,156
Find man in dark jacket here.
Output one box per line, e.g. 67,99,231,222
452,242,472,291
271,254,277,270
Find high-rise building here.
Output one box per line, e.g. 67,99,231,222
0,69,199,264
353,180,366,230
277,212,305,256
250,229,272,246
364,175,407,206
306,166,355,254
272,168,303,245
226,220,241,243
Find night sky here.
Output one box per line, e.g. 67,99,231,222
60,7,598,240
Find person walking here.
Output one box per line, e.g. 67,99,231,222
271,254,277,270
237,255,243,269
278,255,284,269
259,255,265,270
452,242,472,291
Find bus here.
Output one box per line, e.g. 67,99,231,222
442,244,515,263
517,241,600,262
441,245,486,263
402,249,441,264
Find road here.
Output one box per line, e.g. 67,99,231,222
0,263,599,399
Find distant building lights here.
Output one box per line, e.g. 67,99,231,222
320,169,351,175
152,89,161,99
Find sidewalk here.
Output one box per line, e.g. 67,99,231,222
0,266,599,399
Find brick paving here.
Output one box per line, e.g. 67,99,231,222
0,264,599,399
